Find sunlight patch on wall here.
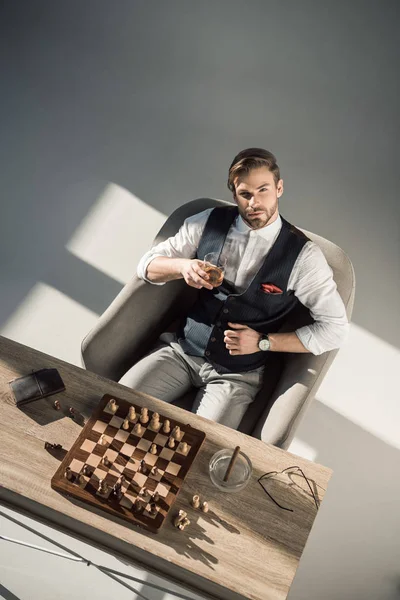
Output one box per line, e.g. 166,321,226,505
0,282,98,367
316,322,400,450
66,183,166,284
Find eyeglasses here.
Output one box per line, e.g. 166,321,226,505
257,465,320,512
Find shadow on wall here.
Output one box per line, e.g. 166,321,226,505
0,1,399,349
287,400,400,600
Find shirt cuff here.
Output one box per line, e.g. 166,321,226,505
295,326,323,355
137,254,167,286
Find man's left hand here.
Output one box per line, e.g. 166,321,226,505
223,322,260,355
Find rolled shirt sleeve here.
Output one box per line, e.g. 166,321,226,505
289,242,350,355
137,208,213,285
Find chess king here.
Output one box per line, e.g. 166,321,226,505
119,148,349,429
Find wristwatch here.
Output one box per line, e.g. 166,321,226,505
258,334,271,351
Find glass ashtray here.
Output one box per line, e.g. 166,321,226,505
209,448,252,493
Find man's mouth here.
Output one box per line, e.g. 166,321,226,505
247,211,264,217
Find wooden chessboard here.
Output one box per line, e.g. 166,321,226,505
51,394,206,533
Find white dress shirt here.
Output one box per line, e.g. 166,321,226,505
137,208,349,355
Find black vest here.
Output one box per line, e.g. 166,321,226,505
177,206,312,373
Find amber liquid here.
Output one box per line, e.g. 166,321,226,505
204,263,224,286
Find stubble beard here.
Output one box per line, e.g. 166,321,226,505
242,201,279,230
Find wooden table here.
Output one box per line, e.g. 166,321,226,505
0,335,332,600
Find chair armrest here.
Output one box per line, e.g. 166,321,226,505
251,349,338,450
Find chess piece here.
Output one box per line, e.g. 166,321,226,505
98,434,107,445
107,398,118,414
149,443,157,455
82,463,92,476
162,419,171,434
149,412,161,432
191,494,200,509
69,407,76,419
201,501,209,513
174,510,187,528
139,459,148,474
140,407,149,424
171,425,182,441
53,399,61,411
152,491,160,502
133,498,144,513
98,479,109,495
102,456,111,467
75,472,85,486
112,480,123,500
65,467,73,481
122,418,130,430
149,502,157,516
133,422,142,435
178,517,190,531
167,436,175,449
150,466,158,476
128,406,136,421
178,441,188,455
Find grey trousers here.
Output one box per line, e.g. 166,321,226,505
119,333,264,429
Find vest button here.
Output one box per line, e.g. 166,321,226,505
223,308,229,313
205,351,210,356
211,337,216,342
216,321,221,327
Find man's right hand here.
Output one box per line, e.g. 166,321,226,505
179,259,214,290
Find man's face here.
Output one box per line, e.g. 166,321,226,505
233,166,283,229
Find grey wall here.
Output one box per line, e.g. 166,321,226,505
0,0,399,345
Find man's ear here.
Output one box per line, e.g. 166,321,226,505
277,179,284,198
232,191,238,204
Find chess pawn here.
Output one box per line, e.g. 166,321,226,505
167,436,175,449
98,434,107,446
102,456,111,467
149,502,157,516
122,418,130,430
53,399,61,411
149,412,161,432
201,501,209,513
150,466,158,476
162,419,171,434
133,422,142,435
152,491,160,502
107,398,118,414
191,495,200,509
98,479,109,495
82,463,92,476
171,425,182,441
139,459,148,474
65,467,73,481
140,407,149,424
149,443,157,455
112,481,123,500
178,441,188,455
133,498,144,513
128,406,136,422
174,509,187,528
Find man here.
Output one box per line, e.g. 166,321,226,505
119,148,349,428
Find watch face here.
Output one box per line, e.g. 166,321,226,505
259,337,270,351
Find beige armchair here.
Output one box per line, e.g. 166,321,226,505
81,198,355,449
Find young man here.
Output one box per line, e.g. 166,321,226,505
119,148,349,428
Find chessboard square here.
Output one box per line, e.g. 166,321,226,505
104,425,119,438
153,433,168,446
143,504,158,519
165,462,181,476
155,457,169,471
105,473,119,486
70,458,85,473
176,444,191,457
112,462,125,473
120,443,135,457
133,472,147,487
93,420,108,434
132,448,146,461
137,439,152,451
115,430,129,443
93,467,106,481
159,448,174,461
80,439,96,453
142,428,158,440
155,482,171,497
104,449,118,462
144,453,158,465
86,454,102,467
96,488,112,500
109,416,124,429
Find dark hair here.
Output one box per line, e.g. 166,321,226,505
227,148,281,193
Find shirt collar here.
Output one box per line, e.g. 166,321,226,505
236,212,282,240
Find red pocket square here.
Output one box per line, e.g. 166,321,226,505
261,283,283,294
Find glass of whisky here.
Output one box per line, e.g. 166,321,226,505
202,252,227,287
